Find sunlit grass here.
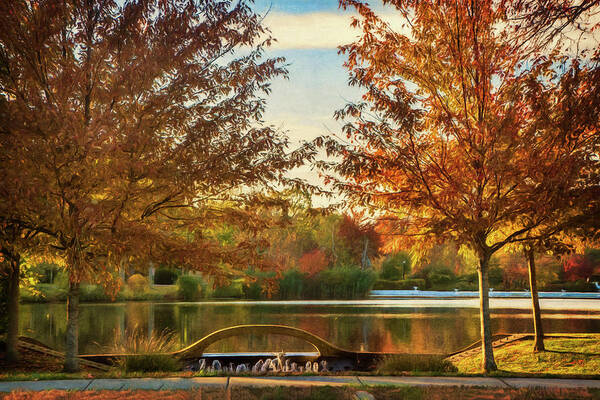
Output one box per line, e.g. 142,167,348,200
376,354,457,374
451,335,600,375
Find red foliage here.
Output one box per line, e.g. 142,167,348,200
298,249,329,276
563,254,594,282
2,390,200,400
502,264,529,290
337,214,381,266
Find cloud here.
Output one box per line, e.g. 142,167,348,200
264,11,407,50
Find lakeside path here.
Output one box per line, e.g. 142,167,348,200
2,376,600,392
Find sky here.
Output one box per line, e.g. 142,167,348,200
243,1,600,203
244,1,401,196
252,1,361,153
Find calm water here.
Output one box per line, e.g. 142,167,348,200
19,299,600,355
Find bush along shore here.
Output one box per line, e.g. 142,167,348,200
20,253,600,304
19,266,378,303
21,267,597,303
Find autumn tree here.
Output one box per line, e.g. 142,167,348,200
563,254,596,281
503,0,600,52
0,97,55,361
298,248,330,276
319,0,600,371
0,0,311,371
337,212,381,268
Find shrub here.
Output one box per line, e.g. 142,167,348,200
428,269,456,286
488,267,504,287
154,267,179,285
380,252,412,280
455,280,478,291
242,281,263,300
318,266,376,299
564,279,596,292
376,354,457,373
213,279,244,298
176,275,201,301
80,284,110,302
278,269,305,300
122,353,180,372
380,263,400,281
372,278,426,290
277,266,376,300
127,274,148,293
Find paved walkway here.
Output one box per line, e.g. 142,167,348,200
1,376,600,392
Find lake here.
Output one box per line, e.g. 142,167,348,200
19,298,600,355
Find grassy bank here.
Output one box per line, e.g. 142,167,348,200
451,335,600,375
20,266,378,304
20,284,180,303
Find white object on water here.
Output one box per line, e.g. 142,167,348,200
212,360,221,371
305,361,312,371
413,286,418,291
270,359,280,372
320,360,329,372
261,359,271,374
290,362,298,372
252,359,263,374
198,359,206,371
236,364,248,374
312,362,319,373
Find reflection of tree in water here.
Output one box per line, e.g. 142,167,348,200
19,303,67,350
18,303,600,354
492,310,600,336
203,335,315,353
124,302,149,333
79,305,125,353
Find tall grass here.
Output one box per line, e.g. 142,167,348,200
110,328,181,372
277,266,376,300
376,354,457,374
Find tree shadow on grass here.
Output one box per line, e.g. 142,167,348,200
545,349,600,356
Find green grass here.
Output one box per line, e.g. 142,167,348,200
376,354,457,374
20,283,179,303
451,335,600,375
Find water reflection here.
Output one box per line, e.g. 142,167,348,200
19,301,600,354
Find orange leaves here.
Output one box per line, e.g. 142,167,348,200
319,0,600,264
563,254,596,282
2,390,201,400
298,248,330,276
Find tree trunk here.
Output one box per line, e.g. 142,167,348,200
527,248,545,352
361,237,370,269
6,256,20,363
331,228,337,265
477,254,498,372
64,279,80,372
